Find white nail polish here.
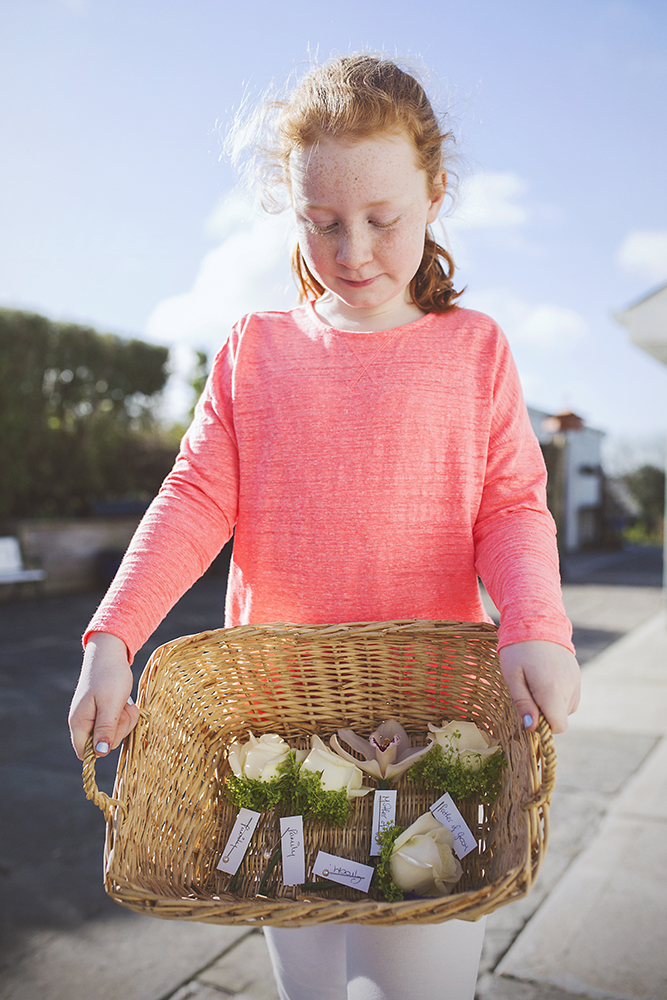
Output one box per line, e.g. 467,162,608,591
95,741,109,754
127,696,134,705
523,714,533,729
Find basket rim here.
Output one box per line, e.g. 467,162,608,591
86,619,554,926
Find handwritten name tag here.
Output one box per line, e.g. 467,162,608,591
430,792,477,859
312,851,374,894
280,815,305,885
370,789,397,856
216,808,261,874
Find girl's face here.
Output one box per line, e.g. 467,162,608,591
290,133,445,331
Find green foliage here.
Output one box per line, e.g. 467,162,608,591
224,772,286,813
224,751,353,827
0,308,175,517
372,824,405,902
407,743,506,802
622,465,665,546
189,350,209,419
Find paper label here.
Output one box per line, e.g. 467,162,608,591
216,808,261,874
312,851,374,894
430,792,478,859
280,815,305,885
370,789,397,856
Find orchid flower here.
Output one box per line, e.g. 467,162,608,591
330,720,432,782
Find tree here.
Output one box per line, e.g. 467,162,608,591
623,464,665,545
189,350,209,418
0,309,175,518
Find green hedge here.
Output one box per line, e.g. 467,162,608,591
0,309,178,518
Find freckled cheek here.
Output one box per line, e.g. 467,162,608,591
299,235,331,277
378,228,426,273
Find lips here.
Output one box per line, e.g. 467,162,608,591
338,275,379,288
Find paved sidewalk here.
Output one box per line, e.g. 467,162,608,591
478,609,667,1000
0,548,664,999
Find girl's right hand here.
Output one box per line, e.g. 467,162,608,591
68,631,141,761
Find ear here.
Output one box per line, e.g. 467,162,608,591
426,170,447,224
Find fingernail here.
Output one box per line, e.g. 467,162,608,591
95,741,109,754
523,714,533,729
127,696,134,705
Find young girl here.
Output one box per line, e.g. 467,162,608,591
69,54,580,1000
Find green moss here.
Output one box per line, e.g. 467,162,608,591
224,750,353,826
372,824,405,902
407,743,506,802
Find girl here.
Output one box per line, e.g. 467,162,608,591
69,54,580,1000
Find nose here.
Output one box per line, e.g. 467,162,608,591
336,225,373,270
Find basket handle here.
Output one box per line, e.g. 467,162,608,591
522,713,556,810
82,736,128,820
81,710,149,820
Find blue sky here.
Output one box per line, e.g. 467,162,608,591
1,0,666,468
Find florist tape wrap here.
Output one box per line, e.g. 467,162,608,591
83,619,555,927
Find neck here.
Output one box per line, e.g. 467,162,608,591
313,294,425,332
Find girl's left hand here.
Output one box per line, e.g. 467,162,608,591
498,640,581,734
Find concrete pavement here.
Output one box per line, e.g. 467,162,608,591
478,608,667,1000
0,547,664,999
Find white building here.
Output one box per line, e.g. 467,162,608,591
614,282,667,366
615,281,667,588
528,407,605,553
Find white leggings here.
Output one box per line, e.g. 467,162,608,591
264,917,486,1000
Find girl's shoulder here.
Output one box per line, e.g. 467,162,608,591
421,307,511,359
226,304,314,342
426,306,505,336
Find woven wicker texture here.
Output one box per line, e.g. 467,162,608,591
83,619,555,926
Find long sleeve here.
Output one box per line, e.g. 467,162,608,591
85,305,574,660
84,334,241,659
473,333,573,652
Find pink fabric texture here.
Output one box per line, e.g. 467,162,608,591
85,304,573,660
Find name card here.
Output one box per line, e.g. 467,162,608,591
216,808,261,874
280,815,305,885
430,792,477,859
370,789,397,856
312,851,374,894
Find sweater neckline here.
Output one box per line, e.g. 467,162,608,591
303,300,437,336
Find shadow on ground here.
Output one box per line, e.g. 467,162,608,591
0,576,229,966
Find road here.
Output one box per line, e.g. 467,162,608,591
0,545,662,980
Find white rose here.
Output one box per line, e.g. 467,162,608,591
390,812,463,897
227,732,291,781
427,720,501,771
301,735,371,798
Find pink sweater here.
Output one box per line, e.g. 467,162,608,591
86,304,573,659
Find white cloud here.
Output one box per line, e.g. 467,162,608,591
146,191,297,351
447,171,529,230
146,191,298,422
463,288,588,348
616,230,667,284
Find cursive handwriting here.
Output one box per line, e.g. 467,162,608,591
281,825,302,859
331,865,364,885
228,817,254,857
379,795,394,826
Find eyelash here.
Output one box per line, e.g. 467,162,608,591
304,217,400,235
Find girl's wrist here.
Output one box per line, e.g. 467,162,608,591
85,631,131,662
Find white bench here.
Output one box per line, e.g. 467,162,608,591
0,537,47,586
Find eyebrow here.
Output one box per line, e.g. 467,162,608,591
301,199,399,211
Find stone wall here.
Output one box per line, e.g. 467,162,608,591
8,517,142,598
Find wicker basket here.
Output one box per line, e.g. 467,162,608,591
83,619,555,927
